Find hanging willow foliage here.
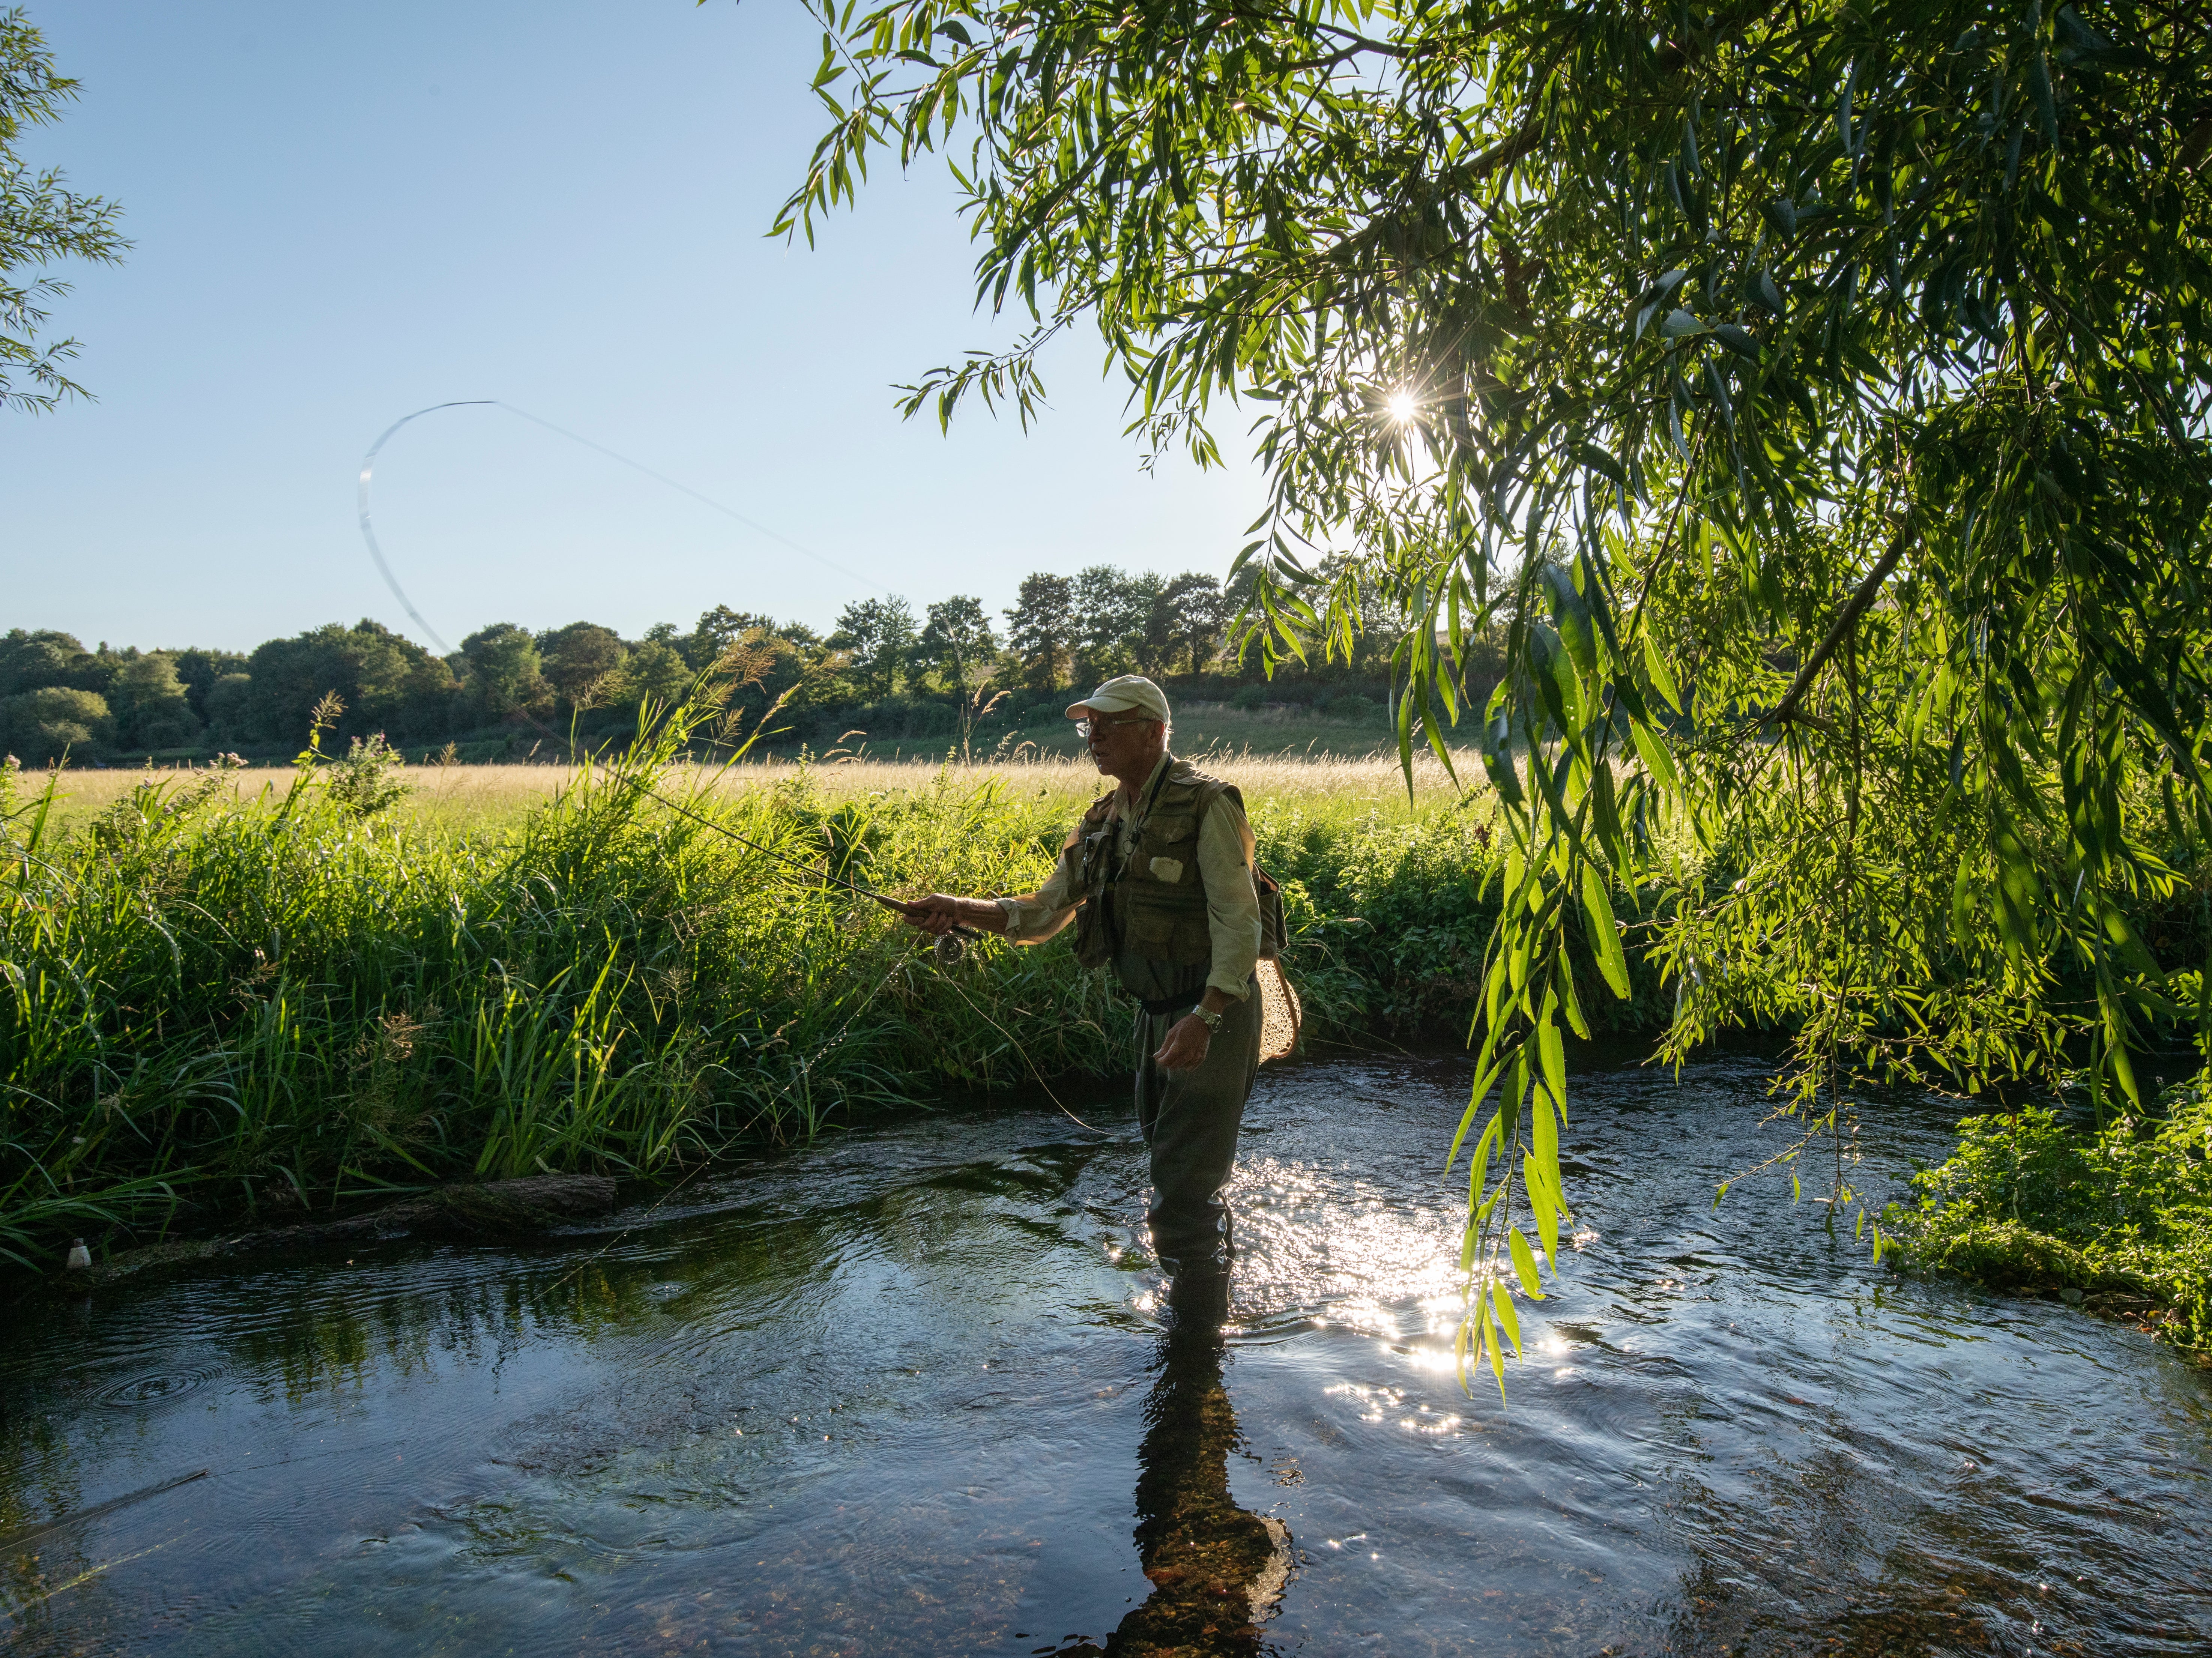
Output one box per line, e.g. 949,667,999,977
780,0,2212,1390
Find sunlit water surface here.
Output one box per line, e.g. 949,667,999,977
3,1054,2208,1655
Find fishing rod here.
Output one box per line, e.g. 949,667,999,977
356,400,984,943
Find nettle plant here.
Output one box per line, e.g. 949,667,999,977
783,0,2212,1389
294,694,413,819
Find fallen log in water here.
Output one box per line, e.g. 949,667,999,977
66,1175,621,1287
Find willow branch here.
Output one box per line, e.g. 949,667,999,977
1765,517,1915,728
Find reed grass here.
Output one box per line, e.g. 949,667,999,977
1,737,1521,1266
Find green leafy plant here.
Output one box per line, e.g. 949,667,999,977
1889,1069,2212,1351
326,733,412,818
0,5,127,413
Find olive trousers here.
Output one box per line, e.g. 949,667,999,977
1133,983,1262,1272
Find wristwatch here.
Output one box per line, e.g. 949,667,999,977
1193,1005,1225,1034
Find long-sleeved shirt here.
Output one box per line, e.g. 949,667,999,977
996,754,1261,1000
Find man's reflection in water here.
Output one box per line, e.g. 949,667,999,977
1102,1267,1292,1656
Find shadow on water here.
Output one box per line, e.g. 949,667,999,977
1,1052,2209,1655
1065,1269,1292,1658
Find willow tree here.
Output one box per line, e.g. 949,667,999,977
781,0,2212,1384
1,7,126,413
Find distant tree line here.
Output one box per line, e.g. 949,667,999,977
0,559,1463,765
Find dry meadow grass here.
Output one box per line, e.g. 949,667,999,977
27,743,1488,833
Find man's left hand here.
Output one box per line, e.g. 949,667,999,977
1153,1014,1211,1072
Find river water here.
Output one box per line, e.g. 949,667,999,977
3,1052,2208,1655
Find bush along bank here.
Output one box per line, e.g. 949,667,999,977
1249,795,1673,1042
1885,1069,2212,1357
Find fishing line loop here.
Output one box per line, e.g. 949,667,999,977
356,398,978,936
358,399,889,637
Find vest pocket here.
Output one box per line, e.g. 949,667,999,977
1124,908,1183,951
1119,884,1213,961
1144,811,1198,845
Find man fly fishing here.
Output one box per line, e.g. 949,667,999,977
903,675,1267,1277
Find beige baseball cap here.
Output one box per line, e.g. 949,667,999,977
1065,674,1171,723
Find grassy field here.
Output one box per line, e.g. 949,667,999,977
34,700,1420,819
35,743,1484,831
805,699,1415,764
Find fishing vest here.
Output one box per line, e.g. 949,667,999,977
1065,758,1282,982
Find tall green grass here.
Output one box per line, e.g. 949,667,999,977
0,727,1535,1266
0,736,1122,1263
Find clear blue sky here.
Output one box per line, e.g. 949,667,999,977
3,0,1267,654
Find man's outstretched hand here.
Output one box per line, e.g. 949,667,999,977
901,894,1002,937
900,894,965,935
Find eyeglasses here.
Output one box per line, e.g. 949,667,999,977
1075,715,1154,739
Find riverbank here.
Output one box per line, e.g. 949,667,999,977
10,747,2210,1364
1886,1069,2212,1357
